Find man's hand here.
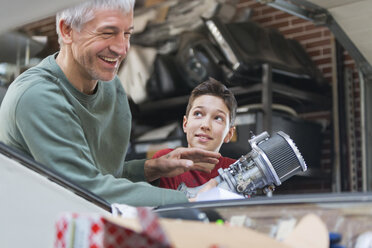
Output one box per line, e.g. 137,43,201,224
144,147,220,182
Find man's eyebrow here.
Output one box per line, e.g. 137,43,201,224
98,26,118,32
99,26,134,32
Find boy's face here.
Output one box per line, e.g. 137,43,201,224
183,95,235,153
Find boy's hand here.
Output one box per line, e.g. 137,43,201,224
189,179,219,202
144,147,220,182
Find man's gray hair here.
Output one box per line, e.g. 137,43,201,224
56,0,135,45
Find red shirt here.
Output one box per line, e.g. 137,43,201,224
153,148,236,190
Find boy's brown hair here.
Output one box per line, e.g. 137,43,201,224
185,78,237,127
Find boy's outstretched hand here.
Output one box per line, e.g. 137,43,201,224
144,147,220,182
189,179,219,202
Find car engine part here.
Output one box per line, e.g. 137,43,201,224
178,131,307,198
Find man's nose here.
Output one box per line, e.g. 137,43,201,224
110,35,130,56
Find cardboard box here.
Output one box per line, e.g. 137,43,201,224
55,208,328,248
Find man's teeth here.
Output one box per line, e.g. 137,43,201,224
101,56,117,63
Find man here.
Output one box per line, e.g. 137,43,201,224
0,0,220,206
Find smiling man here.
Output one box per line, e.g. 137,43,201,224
56,5,134,94
0,0,221,206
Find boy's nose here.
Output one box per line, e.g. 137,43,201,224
200,118,212,130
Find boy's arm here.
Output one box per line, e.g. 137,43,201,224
152,148,174,159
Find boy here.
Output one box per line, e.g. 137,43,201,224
153,78,237,190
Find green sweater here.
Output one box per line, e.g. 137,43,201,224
0,54,188,206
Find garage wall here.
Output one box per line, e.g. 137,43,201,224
237,0,362,191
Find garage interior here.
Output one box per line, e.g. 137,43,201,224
2,0,370,194
1,0,372,247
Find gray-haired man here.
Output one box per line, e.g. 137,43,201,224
0,0,220,206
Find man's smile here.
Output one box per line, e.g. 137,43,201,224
98,55,120,66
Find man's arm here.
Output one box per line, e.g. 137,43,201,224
144,147,221,182
12,84,188,206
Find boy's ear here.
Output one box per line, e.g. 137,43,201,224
182,115,188,133
223,126,236,143
58,20,73,44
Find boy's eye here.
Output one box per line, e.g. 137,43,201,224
193,111,202,117
215,116,224,122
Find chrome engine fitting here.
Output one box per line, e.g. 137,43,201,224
178,131,307,198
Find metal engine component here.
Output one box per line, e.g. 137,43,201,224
178,131,307,198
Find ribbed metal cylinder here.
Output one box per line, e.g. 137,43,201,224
257,133,303,182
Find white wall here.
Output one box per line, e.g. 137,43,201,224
0,153,108,248
0,0,85,34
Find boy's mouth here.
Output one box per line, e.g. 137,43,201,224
195,134,213,141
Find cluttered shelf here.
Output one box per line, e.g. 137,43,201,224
127,12,333,125
135,81,331,117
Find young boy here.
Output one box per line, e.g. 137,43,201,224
153,78,237,190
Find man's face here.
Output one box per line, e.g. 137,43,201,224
183,95,235,153
70,9,133,82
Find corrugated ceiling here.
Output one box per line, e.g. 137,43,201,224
307,0,372,68
306,0,362,9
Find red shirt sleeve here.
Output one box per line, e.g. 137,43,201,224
152,148,174,159
153,148,236,190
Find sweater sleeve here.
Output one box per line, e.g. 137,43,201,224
14,85,188,207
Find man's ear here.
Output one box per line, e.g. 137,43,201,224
58,20,73,44
223,126,236,143
182,115,188,133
